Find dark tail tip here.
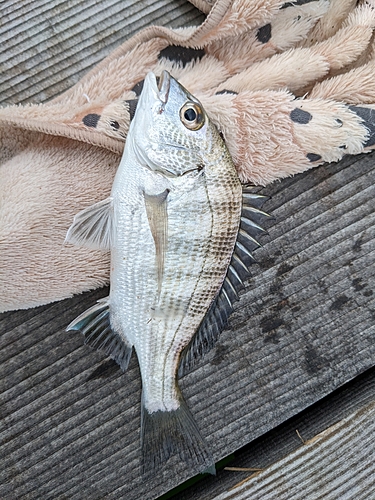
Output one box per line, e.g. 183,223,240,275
141,395,215,476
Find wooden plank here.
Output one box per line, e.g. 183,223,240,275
1,1,375,499
0,0,204,105
179,363,375,499
210,401,375,500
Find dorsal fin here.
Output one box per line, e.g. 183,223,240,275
66,297,132,372
178,187,270,377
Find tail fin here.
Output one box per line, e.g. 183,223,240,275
141,392,215,475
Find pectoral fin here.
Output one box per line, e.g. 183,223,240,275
65,197,114,250
144,189,169,296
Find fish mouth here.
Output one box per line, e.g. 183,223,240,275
142,71,171,106
157,70,170,104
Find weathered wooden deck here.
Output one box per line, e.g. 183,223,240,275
1,1,375,499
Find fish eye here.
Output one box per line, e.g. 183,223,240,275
184,108,197,121
180,102,204,130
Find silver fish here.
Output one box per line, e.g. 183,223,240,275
65,71,269,474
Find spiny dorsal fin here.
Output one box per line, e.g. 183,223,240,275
66,298,132,372
65,197,114,251
178,187,270,377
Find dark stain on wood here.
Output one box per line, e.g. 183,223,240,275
304,345,327,375
211,344,230,366
260,316,284,344
276,262,294,276
352,277,366,291
352,235,364,252
86,359,121,381
329,294,350,311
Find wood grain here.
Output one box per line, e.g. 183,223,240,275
215,402,375,499
1,1,375,499
179,362,375,498
0,0,204,105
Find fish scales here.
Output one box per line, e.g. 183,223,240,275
65,71,266,475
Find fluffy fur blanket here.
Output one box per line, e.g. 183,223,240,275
1,0,375,311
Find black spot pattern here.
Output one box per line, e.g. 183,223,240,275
307,153,322,162
290,108,313,124
215,89,238,95
281,0,316,8
349,105,375,147
126,99,138,120
158,45,205,66
82,114,101,128
131,80,144,97
256,24,272,44
110,120,120,130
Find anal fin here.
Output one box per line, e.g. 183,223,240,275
65,197,114,251
66,298,132,372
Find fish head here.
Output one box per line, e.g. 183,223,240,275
130,71,214,178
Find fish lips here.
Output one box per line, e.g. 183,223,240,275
157,70,170,104
142,71,171,107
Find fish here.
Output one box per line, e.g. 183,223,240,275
65,70,270,475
